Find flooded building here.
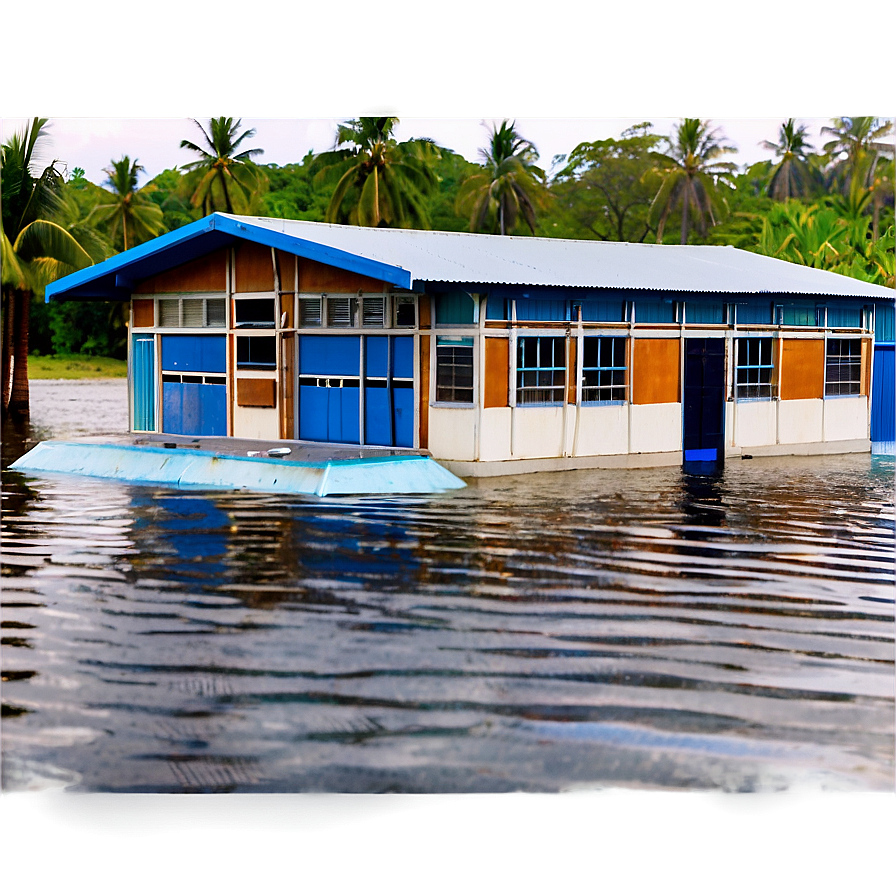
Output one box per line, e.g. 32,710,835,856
46,213,896,476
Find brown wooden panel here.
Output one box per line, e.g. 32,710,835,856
237,378,277,408
234,241,275,293
275,250,297,292
418,296,431,329
484,337,510,408
280,294,294,329
280,334,295,437
566,338,577,404
418,335,430,449
632,338,680,405
298,257,386,293
132,299,154,328
136,248,227,293
781,338,824,400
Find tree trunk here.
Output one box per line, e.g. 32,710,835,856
7,288,32,422
2,287,14,413
680,181,691,245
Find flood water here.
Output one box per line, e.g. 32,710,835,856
1,379,894,793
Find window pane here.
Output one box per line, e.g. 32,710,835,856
436,338,474,403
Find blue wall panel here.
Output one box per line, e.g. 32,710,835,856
393,388,414,447
365,388,391,445
299,386,329,441
392,336,414,379
299,335,360,375
200,383,227,436
871,345,895,442
161,335,226,373
162,382,183,434
365,336,388,377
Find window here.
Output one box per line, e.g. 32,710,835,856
825,338,862,395
582,336,627,402
362,296,386,327
735,337,775,399
516,336,565,405
327,296,355,327
394,297,416,327
236,335,276,369
435,337,474,403
234,297,276,328
299,297,322,327
158,296,226,328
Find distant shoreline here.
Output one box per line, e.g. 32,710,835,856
27,354,127,380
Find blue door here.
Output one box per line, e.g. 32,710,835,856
871,344,894,445
132,336,156,431
683,338,726,466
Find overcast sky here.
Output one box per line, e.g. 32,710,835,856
0,115,861,187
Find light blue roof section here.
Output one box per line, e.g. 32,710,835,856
45,212,896,302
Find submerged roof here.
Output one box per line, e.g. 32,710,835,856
46,212,896,301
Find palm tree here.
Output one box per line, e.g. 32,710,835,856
456,120,549,235
313,117,441,228
1,118,95,422
179,117,265,214
760,119,815,202
647,119,738,244
821,117,894,194
88,156,165,250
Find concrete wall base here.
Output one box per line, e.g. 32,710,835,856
725,439,871,459
442,439,872,478
441,451,683,479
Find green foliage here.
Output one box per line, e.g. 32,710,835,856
88,156,165,250
760,119,816,202
180,117,267,214
540,123,661,241
647,119,739,244
259,152,331,221
144,168,200,231
313,117,441,228
456,120,550,235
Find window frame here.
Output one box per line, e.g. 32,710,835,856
824,337,862,397
434,336,475,406
581,335,628,404
734,336,776,400
515,334,567,407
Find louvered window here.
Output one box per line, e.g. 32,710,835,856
328,296,353,327
206,298,226,327
182,298,205,327
160,299,180,327
363,297,386,327
300,298,322,327
157,297,226,328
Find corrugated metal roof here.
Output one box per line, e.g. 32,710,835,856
222,215,896,298
46,212,896,302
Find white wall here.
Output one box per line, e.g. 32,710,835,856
732,399,777,448
823,395,869,442
509,406,566,459
429,407,477,460
574,404,629,456
778,398,823,444
233,404,279,441
478,408,512,461
630,403,682,454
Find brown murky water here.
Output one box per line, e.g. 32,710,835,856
1,380,893,792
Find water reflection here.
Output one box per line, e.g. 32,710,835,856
1,382,894,793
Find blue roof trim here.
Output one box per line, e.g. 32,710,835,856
217,217,411,289
45,215,220,302
45,213,412,303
